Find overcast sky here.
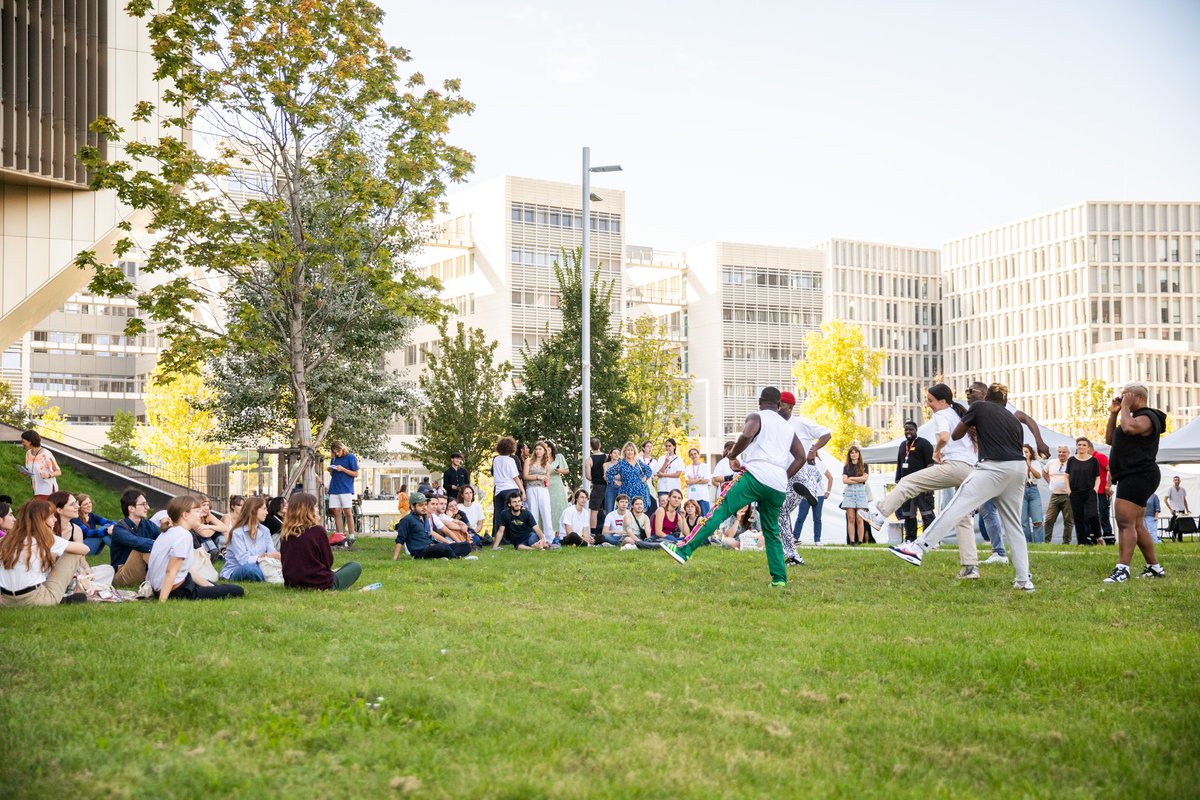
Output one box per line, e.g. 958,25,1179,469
382,0,1200,251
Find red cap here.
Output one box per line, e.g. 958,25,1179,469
779,391,796,405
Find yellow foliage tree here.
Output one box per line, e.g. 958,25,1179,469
26,394,68,442
134,364,225,483
792,320,887,456
1067,378,1113,442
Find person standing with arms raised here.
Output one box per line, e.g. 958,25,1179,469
1103,383,1167,583
660,387,805,588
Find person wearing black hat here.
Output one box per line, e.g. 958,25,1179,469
393,492,472,560
443,454,469,502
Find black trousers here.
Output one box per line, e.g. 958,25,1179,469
168,575,245,600
412,542,472,559
1097,493,1114,543
492,490,519,535
900,493,936,542
1069,491,1101,545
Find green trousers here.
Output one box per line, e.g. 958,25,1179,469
679,470,787,583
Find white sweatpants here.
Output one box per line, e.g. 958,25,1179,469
878,460,977,566
526,486,553,538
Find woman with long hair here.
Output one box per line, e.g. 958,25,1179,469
546,440,571,533
278,492,361,591
1021,444,1045,543
491,437,525,536
221,496,281,582
841,446,869,545
605,442,652,511
651,488,685,543
264,496,287,549
71,493,115,555
0,501,15,537
147,496,244,602
459,486,485,541
681,499,702,538
523,441,554,538
193,494,229,556
0,499,90,607
46,491,81,543
602,447,622,515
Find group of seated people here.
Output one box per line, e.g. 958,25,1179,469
0,488,361,607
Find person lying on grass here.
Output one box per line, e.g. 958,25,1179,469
394,492,472,560
148,496,245,603
221,496,282,583
493,491,550,550
0,498,90,607
279,492,362,590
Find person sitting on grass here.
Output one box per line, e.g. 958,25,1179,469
445,498,480,546
493,491,549,550
458,487,486,544
559,489,594,546
623,496,654,548
193,494,230,558
110,489,161,586
430,495,471,544
147,496,245,602
71,494,115,555
264,496,286,549
650,489,686,544
220,496,282,582
0,499,90,607
279,492,362,590
48,491,115,585
0,499,15,538
394,492,473,560
681,499,702,539
599,494,630,546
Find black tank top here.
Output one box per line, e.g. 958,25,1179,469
590,453,607,485
1109,407,1166,480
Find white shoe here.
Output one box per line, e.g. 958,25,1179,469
136,581,154,599
1013,580,1035,593
463,555,479,561
865,508,887,530
620,543,638,551
982,553,1009,565
888,542,923,566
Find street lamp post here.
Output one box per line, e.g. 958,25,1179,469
581,147,621,488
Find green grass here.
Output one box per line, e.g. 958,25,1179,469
0,442,124,515
2,539,1198,799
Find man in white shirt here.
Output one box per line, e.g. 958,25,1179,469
1043,446,1074,544
775,391,832,567
662,387,806,588
599,494,630,546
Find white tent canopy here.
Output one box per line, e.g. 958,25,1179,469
1158,416,1200,464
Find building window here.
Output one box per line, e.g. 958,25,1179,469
1111,238,1120,262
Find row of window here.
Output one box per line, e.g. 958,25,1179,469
721,266,823,291
32,348,137,359
835,271,934,300
722,344,804,363
448,294,476,317
827,243,937,273
30,373,143,394
32,331,145,347
421,254,473,282
866,327,936,353
1092,236,1198,263
510,203,621,234
59,302,139,317
721,306,821,327
1091,298,1189,325
512,290,562,309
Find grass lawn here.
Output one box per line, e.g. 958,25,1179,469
0,442,125,515
2,538,1198,799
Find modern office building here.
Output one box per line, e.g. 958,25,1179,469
942,201,1200,428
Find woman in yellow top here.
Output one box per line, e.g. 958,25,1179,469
396,483,410,515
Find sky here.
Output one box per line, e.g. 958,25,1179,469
382,0,1200,251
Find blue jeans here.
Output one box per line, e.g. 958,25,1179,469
1145,516,1160,543
604,482,619,514
793,497,824,543
224,563,265,582
83,535,110,556
978,500,1005,556
1021,485,1045,543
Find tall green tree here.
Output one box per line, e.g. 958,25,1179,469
99,409,144,466
1068,378,1113,441
792,320,886,455
411,321,511,478
622,315,693,446
507,248,631,471
0,381,25,428
75,0,472,489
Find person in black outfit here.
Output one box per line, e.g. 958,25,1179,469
587,437,607,539
1066,437,1102,545
1102,382,1167,582
895,421,935,542
442,453,469,501
492,492,549,550
392,492,472,560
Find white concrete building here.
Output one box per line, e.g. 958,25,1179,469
942,201,1200,427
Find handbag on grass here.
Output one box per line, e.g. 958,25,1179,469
190,548,219,584
257,556,285,584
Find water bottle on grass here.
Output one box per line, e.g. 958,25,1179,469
360,582,383,592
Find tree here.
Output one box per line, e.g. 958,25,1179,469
622,315,693,446
507,248,631,471
0,381,25,428
75,0,473,490
792,320,887,455
135,363,225,484
1067,378,1113,441
26,395,67,442
411,321,511,478
99,409,144,466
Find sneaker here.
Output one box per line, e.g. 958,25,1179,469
1103,566,1130,583
1138,564,1166,579
660,541,688,565
785,555,805,567
956,565,979,580
1013,580,1036,593
599,542,616,548
865,508,887,531
770,579,787,588
463,555,479,561
812,541,824,547
136,581,154,599
982,553,1009,565
888,542,923,566
792,481,818,506
620,543,637,551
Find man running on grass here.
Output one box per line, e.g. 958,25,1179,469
660,386,806,588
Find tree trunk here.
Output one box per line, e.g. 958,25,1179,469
290,295,316,493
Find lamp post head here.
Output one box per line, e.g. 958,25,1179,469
590,164,622,173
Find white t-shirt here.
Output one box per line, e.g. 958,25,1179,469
790,415,831,453
460,502,484,531
1046,459,1070,494
559,504,590,535
639,455,658,495
934,407,977,465
656,454,685,493
492,455,520,492
147,526,194,591
0,535,70,592
602,510,626,534
740,410,799,492
684,461,712,502
713,458,734,481
150,509,170,529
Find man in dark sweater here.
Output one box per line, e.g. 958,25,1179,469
110,489,161,585
889,388,1034,592
895,421,936,542
393,492,472,560
442,454,470,502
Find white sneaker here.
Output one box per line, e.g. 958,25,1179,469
620,543,638,551
865,508,887,530
982,553,1009,565
1013,580,1035,593
463,555,479,561
888,542,923,566
136,581,154,599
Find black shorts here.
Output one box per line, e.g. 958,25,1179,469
1114,467,1160,507
588,487,606,511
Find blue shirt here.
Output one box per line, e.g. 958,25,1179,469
1144,493,1160,519
328,453,358,495
72,512,115,540
394,511,434,553
109,517,161,568
605,459,653,506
